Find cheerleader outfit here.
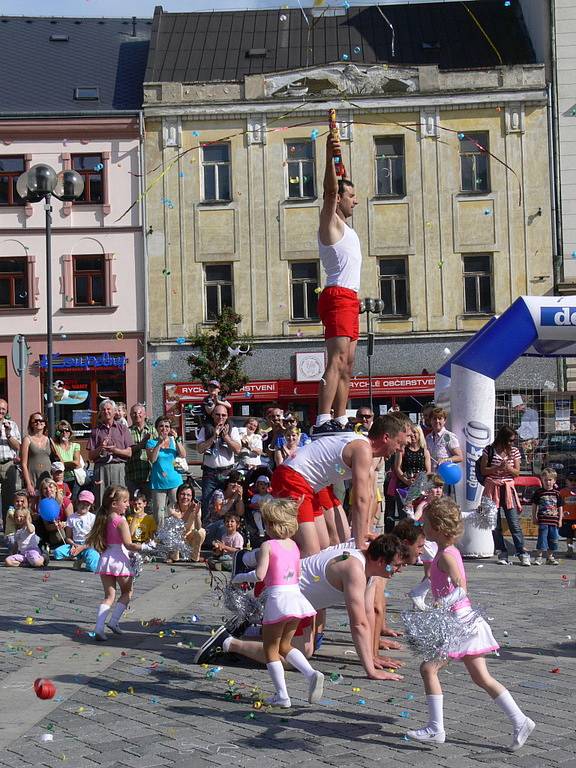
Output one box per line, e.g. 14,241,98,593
96,513,133,577
430,545,499,659
262,539,316,626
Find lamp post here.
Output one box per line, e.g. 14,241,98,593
360,297,384,414
16,165,84,436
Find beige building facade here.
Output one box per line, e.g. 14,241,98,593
144,58,557,418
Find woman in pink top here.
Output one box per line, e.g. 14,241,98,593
407,498,535,752
240,498,323,709
85,485,155,641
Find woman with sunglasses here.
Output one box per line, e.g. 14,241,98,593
52,420,82,497
20,413,52,496
146,416,187,528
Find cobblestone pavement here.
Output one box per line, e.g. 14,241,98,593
0,544,574,768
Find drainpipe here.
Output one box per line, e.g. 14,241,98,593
138,109,150,406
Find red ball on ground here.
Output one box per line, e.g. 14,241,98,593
34,678,57,699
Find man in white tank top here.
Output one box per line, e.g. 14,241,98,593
195,534,407,682
314,132,362,436
271,414,410,555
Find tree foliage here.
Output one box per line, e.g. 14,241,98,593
187,308,252,395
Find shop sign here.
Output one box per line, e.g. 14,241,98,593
166,380,278,402
39,352,127,371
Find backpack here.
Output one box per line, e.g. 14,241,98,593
475,444,494,486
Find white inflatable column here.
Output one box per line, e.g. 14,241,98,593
450,364,495,557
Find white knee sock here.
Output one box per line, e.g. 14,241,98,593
494,690,526,729
315,413,331,427
336,415,348,427
266,661,289,699
244,549,258,568
427,694,444,732
409,578,431,599
285,648,315,678
252,510,265,536
95,603,110,634
108,602,127,628
222,636,233,653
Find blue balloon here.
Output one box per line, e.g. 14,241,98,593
38,497,61,523
438,461,462,485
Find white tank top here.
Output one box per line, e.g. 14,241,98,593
300,547,366,610
284,432,369,491
318,223,362,292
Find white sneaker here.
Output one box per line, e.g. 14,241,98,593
411,594,428,611
519,553,531,567
308,671,324,704
510,717,535,751
546,556,559,566
406,727,446,744
496,552,510,565
265,694,291,708
534,556,544,566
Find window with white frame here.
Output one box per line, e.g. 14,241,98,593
459,132,490,193
375,137,405,196
291,261,319,320
286,141,315,199
205,263,234,321
463,254,493,313
0,258,28,308
202,144,231,202
379,258,409,316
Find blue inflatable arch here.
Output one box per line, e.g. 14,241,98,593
434,295,576,556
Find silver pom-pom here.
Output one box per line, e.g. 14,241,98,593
129,551,144,579
468,497,498,530
155,516,192,560
222,583,264,631
402,471,435,506
401,606,481,661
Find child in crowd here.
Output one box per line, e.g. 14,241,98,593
249,475,273,538
406,474,444,610
532,468,563,566
5,508,45,568
34,478,73,551
211,513,244,570
232,499,324,709
53,490,99,572
407,498,535,751
127,491,157,545
51,461,71,498
115,402,129,427
85,485,154,640
4,490,29,548
559,469,576,558
185,498,206,562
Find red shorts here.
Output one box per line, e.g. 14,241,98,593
315,485,340,512
318,286,360,341
271,464,319,524
294,616,314,636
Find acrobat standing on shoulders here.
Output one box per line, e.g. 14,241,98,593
314,110,362,437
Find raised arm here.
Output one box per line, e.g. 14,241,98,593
318,135,345,246
349,441,375,549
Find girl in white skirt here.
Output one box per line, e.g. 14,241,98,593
85,485,154,640
407,497,535,751
238,498,324,708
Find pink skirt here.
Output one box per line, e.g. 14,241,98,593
97,544,133,577
262,585,316,626
448,606,500,660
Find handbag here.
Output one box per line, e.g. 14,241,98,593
73,454,87,486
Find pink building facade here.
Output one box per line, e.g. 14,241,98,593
0,116,146,436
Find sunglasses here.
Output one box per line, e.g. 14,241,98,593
359,415,372,420
33,419,45,424
59,427,71,432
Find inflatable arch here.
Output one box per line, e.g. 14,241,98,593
435,295,576,556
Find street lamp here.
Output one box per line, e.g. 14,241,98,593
360,297,384,414
16,165,84,436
